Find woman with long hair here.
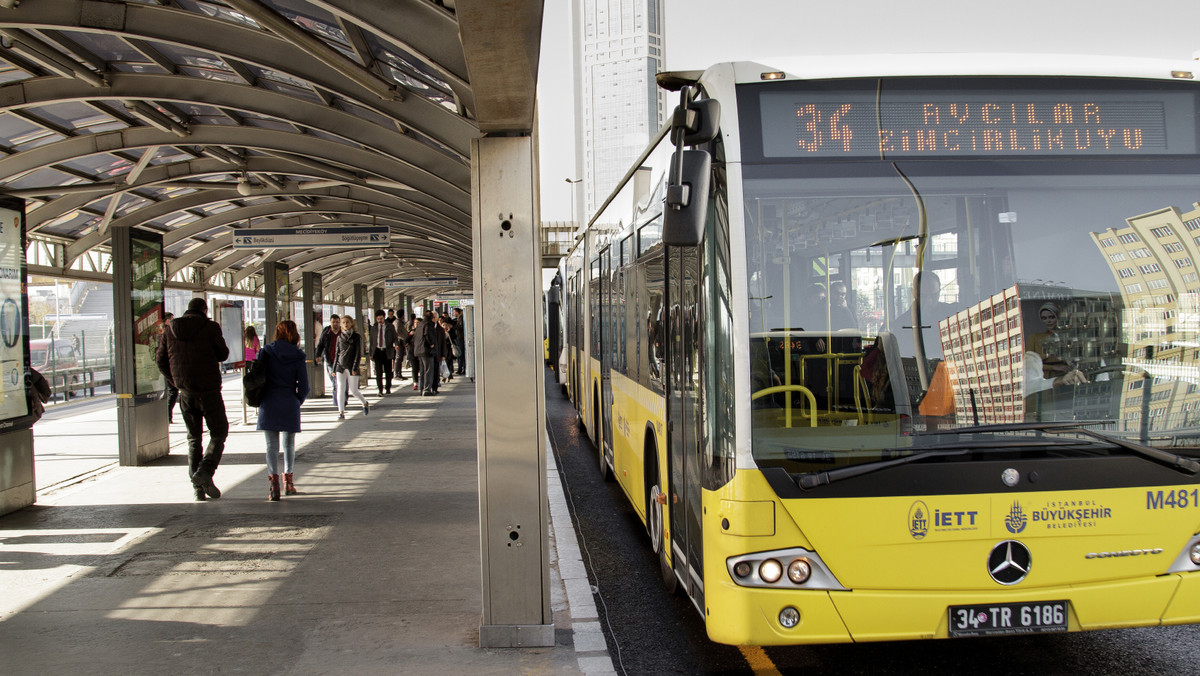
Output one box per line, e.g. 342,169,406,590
257,320,309,501
244,324,260,362
334,315,369,420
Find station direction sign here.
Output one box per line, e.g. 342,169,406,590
231,226,389,250
435,292,474,301
384,276,458,289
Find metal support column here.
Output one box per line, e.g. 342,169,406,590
372,287,384,315
353,284,367,336
353,283,367,375
473,135,552,647
264,263,279,334
302,272,324,398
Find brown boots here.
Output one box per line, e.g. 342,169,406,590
268,473,297,501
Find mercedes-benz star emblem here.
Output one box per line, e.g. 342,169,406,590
988,540,1032,585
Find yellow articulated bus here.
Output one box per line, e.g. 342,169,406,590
560,56,1200,645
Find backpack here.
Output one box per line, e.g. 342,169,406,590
243,354,268,406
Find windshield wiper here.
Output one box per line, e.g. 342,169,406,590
918,421,1200,475
795,439,1083,489
920,420,1115,435
1048,426,1200,474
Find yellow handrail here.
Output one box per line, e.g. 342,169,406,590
751,385,818,428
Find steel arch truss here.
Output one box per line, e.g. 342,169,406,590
0,0,481,300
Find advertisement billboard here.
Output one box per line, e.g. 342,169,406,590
130,228,164,397
0,197,27,426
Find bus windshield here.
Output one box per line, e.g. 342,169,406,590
737,76,1200,471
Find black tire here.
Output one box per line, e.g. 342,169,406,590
593,389,614,481
648,456,678,594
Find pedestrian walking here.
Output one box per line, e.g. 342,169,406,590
412,311,439,396
315,314,342,407
155,297,230,501
161,312,179,423
257,320,309,501
407,316,421,390
244,325,260,362
437,316,454,384
452,307,467,375
334,315,369,419
392,311,407,381
368,309,400,394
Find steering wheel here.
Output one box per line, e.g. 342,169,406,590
751,385,817,428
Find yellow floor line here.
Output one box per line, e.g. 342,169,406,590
739,645,783,676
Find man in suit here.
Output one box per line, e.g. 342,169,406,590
368,309,400,394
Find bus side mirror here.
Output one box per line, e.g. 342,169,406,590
662,149,711,247
677,98,721,146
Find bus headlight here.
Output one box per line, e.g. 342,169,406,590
726,547,845,590
1167,535,1200,573
759,559,783,583
787,558,812,584
778,606,801,628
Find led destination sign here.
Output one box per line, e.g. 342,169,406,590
759,89,1197,158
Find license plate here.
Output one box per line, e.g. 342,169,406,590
948,601,1068,637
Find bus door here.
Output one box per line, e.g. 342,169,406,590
600,247,615,465
589,257,602,439
569,272,580,406
666,245,704,600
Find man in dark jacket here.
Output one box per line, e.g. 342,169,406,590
314,314,341,407
452,307,467,375
411,312,439,396
156,297,230,501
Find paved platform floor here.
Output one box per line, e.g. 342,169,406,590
0,373,610,675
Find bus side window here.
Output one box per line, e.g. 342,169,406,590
644,254,665,393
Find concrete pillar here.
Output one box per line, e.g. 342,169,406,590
473,135,551,647
0,428,33,516
112,226,169,466
302,272,324,398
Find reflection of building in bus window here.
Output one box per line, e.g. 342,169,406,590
647,305,664,381
1026,302,1070,379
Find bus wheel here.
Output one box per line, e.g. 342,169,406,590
649,472,678,594
592,390,611,481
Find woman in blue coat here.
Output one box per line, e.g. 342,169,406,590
258,320,310,501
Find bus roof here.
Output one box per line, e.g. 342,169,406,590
699,53,1200,85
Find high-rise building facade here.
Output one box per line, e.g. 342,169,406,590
938,284,1123,427
573,0,669,223
1091,202,1200,434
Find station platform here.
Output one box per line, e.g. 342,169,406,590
0,373,613,675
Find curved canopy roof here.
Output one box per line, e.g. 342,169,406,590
0,0,536,302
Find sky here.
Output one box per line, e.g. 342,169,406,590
535,0,1200,221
